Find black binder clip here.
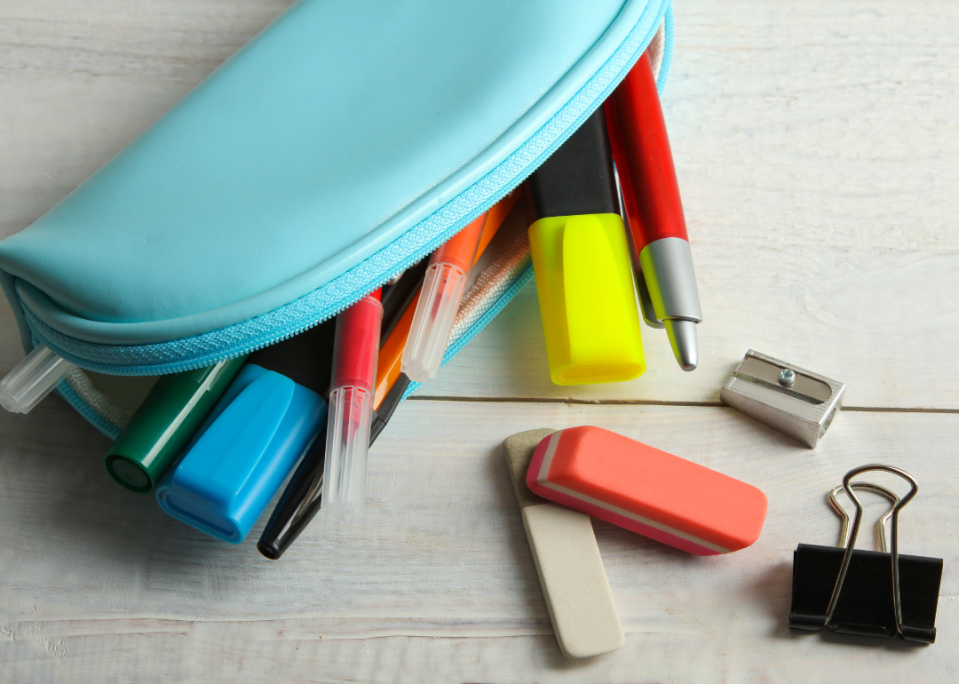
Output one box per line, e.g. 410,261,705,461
789,464,942,644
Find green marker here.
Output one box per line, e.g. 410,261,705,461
104,356,247,493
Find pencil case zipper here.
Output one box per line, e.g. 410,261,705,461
15,3,673,382
7,5,674,440
59,26,673,442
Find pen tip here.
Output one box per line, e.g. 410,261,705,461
256,541,282,560
0,389,21,413
664,319,698,372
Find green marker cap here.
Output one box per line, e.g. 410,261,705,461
104,356,247,493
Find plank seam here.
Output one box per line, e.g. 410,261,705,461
407,396,959,413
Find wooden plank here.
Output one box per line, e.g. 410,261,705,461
419,262,959,410
3,626,959,684
0,0,296,240
1,399,957,681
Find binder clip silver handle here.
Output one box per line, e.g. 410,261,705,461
828,482,899,553
789,464,939,643
824,465,919,637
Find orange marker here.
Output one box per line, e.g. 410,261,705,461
474,189,519,265
374,191,521,408
399,213,487,383
399,191,520,384
374,291,418,410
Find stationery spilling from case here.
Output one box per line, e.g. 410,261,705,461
0,0,942,661
156,324,333,543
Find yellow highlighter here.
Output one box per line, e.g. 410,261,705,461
525,109,645,385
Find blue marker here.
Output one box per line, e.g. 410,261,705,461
157,321,335,543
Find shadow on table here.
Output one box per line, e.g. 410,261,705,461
0,395,237,576
483,437,555,625
754,558,929,651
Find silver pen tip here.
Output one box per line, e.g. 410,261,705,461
664,319,698,371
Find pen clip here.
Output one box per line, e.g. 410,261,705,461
613,157,664,331
634,263,665,329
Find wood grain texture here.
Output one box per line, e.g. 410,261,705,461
1,0,958,681
0,0,297,240
1,399,958,682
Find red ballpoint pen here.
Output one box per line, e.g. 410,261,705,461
605,51,703,371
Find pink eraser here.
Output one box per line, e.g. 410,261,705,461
527,426,767,555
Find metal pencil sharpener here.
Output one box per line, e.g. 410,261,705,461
720,350,846,448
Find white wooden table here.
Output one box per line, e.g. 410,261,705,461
2,1,958,681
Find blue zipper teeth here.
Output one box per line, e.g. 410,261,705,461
408,6,673,401
57,381,122,440
403,262,537,402
23,0,671,377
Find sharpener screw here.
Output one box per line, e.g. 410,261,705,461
779,368,796,387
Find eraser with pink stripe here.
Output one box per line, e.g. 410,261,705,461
527,426,767,555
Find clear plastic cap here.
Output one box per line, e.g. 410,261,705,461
0,344,76,414
321,385,375,519
400,214,488,383
400,262,470,383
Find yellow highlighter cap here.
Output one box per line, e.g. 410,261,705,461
528,213,645,385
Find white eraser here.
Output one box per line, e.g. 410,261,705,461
503,429,624,658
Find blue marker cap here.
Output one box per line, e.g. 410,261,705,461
156,323,335,543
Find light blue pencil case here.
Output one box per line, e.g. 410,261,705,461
0,0,674,437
